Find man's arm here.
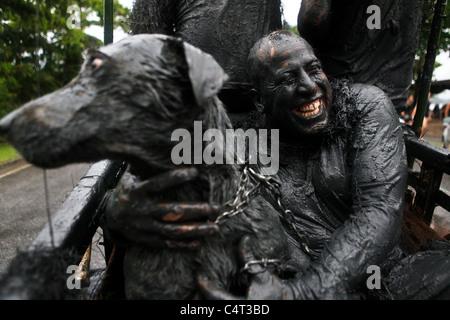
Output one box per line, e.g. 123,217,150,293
292,84,408,299
130,0,177,35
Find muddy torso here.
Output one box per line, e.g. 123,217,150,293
261,137,352,259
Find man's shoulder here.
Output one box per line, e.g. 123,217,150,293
347,83,396,117
348,83,389,101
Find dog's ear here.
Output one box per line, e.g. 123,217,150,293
163,37,228,105
182,43,229,106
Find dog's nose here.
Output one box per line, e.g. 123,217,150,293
0,112,13,137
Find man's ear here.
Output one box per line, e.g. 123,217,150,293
250,88,265,113
182,43,229,106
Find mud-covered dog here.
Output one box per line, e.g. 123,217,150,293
0,34,306,299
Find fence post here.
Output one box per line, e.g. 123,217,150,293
104,0,114,45
412,0,448,139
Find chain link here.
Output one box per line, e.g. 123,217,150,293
240,258,282,273
214,167,260,224
214,166,311,255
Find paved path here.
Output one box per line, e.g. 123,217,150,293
0,160,91,275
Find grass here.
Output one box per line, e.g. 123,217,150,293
0,143,21,164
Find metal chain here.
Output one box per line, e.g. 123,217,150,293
214,166,311,255
276,197,311,255
214,167,260,224
240,258,282,273
246,167,311,255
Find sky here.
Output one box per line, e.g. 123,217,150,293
433,52,450,104
86,0,450,103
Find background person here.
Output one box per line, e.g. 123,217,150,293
130,0,283,113
297,0,424,116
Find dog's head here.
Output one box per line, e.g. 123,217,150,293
0,34,228,169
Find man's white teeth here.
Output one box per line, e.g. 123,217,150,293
295,100,321,117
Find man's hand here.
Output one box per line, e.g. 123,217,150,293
104,167,219,249
198,236,295,300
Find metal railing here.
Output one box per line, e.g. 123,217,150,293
405,135,450,224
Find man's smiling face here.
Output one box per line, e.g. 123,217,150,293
252,34,333,140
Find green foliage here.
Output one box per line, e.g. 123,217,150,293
0,0,130,117
283,21,300,36
0,143,20,163
417,0,450,58
410,0,449,98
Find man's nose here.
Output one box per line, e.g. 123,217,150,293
296,71,318,96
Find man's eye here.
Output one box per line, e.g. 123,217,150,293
280,74,295,84
308,65,322,74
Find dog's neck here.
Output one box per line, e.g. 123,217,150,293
129,97,241,210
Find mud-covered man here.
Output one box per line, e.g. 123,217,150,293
198,31,450,300
198,30,409,299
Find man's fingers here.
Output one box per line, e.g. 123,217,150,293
238,236,265,274
197,274,241,300
149,202,220,222
158,221,219,239
136,167,199,193
127,219,219,239
238,235,255,261
122,231,202,250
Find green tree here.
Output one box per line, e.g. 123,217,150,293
411,0,450,97
0,0,130,118
417,0,450,58
283,21,300,35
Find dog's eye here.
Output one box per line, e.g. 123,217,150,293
91,57,104,70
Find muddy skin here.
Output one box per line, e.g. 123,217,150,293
297,0,424,114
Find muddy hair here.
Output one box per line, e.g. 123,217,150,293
324,78,361,141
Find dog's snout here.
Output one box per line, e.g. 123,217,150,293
0,112,13,137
